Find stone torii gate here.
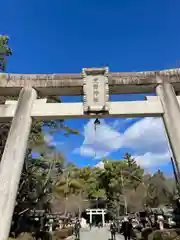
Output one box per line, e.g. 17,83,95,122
86,208,107,226
0,67,180,238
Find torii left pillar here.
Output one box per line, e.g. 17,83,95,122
0,88,37,240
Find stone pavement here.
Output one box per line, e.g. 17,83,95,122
72,227,124,240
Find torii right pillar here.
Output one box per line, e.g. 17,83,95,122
156,79,180,180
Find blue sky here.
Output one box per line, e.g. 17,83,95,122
1,0,180,174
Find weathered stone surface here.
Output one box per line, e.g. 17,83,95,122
82,67,109,113
156,81,180,178
0,98,164,122
0,68,180,96
0,88,37,240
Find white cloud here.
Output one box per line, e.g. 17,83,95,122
83,119,122,150
76,147,107,159
74,117,172,169
121,117,168,154
134,152,171,168
109,118,135,130
74,119,122,159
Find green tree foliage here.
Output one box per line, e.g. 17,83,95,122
81,167,105,199
99,154,144,217
15,125,79,215
0,35,12,71
14,148,176,218
144,170,176,207
53,164,91,216
55,164,82,197
78,154,175,217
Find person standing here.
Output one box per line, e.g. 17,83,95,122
110,221,117,240
74,219,81,240
120,217,133,240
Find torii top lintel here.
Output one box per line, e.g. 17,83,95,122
0,68,180,96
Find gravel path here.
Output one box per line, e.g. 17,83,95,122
78,227,124,240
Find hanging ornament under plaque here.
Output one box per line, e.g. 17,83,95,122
82,68,109,114
93,118,101,159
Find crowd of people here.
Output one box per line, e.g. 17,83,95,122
73,209,172,240
11,207,176,239
73,216,133,240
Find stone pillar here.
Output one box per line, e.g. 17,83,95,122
90,211,92,224
0,88,37,240
102,211,105,227
156,81,180,178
